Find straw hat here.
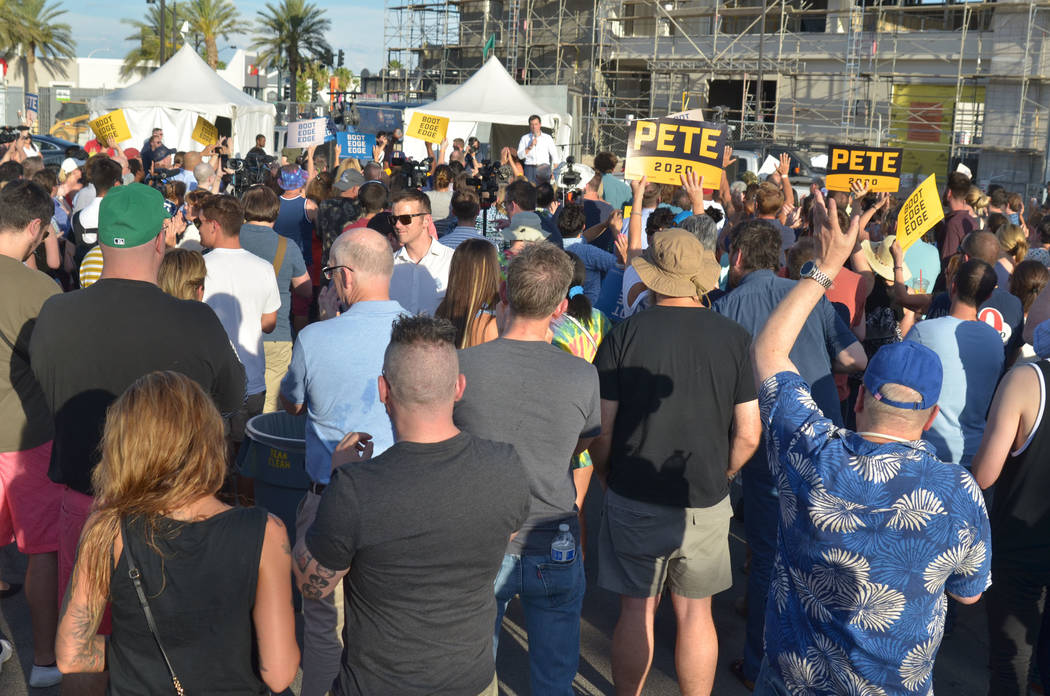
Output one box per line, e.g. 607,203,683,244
861,235,912,283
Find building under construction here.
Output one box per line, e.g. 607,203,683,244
384,0,1050,194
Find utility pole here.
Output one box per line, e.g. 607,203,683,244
159,0,167,64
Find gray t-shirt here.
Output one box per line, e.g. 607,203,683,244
307,432,530,695
238,223,307,343
454,338,601,555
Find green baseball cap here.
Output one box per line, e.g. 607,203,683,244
99,183,170,248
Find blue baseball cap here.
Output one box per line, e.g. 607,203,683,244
863,341,942,410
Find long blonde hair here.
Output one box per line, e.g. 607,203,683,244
435,239,501,348
74,371,227,612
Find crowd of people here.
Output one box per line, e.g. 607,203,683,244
2,115,1050,696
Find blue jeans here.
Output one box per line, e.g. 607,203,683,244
753,657,791,696
493,548,586,695
743,452,780,682
523,164,538,183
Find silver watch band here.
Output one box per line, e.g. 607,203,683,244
803,265,833,290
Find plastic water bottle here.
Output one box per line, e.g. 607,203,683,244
550,524,575,563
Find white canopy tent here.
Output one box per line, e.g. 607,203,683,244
401,57,571,162
88,45,276,158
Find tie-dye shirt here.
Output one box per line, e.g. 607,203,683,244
551,309,611,469
759,371,991,696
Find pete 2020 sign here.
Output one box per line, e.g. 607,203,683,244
825,145,903,193
405,112,450,144
89,109,132,145
896,173,944,252
624,117,727,187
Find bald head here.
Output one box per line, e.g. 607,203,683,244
962,231,1000,265
183,151,203,171
331,227,394,279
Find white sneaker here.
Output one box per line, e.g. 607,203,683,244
29,662,62,688
0,639,12,671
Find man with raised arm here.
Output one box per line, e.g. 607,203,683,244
749,200,991,696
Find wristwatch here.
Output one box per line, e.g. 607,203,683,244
799,260,833,290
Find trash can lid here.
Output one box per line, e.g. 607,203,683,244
245,412,307,454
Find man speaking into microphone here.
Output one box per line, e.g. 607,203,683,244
517,114,560,184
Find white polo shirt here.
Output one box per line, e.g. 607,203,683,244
517,131,559,167
389,238,454,314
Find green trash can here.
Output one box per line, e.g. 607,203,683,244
241,412,310,542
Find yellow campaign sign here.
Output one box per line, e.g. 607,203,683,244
623,117,726,187
825,145,902,193
405,112,449,144
191,116,219,146
88,109,132,145
896,174,945,252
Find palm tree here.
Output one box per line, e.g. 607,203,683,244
120,4,189,79
185,0,238,69
11,0,76,97
251,0,331,95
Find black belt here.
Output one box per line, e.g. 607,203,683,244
309,482,327,495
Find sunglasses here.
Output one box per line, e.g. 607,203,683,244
393,212,427,226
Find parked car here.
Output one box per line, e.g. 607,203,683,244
30,135,80,167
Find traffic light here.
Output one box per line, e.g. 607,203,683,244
323,49,333,67
338,50,345,67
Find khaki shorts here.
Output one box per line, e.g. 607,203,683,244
263,341,293,413
598,489,732,599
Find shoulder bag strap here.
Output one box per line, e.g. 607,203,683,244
121,519,185,696
271,235,287,279
0,327,29,363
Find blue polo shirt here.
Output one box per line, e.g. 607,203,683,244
280,300,406,483
712,269,857,424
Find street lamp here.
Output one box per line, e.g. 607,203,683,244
87,48,111,59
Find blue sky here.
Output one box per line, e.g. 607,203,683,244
60,0,385,72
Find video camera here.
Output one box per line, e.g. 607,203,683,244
466,159,505,209
390,152,433,190
148,168,182,190
0,127,17,146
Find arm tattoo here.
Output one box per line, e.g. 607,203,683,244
60,601,106,672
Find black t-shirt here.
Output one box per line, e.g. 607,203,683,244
29,279,246,494
595,305,757,508
306,432,530,696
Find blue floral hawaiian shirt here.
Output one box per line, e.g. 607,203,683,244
759,371,992,696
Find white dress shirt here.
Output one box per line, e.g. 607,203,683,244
389,237,454,314
517,131,560,167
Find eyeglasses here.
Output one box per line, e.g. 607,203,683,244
393,212,428,226
322,264,354,281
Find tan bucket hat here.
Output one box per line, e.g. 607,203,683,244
632,228,720,298
861,234,912,283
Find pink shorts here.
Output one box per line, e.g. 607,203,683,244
0,441,62,554
58,486,111,635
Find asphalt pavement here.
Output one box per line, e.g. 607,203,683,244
0,482,995,695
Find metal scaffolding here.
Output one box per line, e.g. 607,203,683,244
383,0,1050,193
